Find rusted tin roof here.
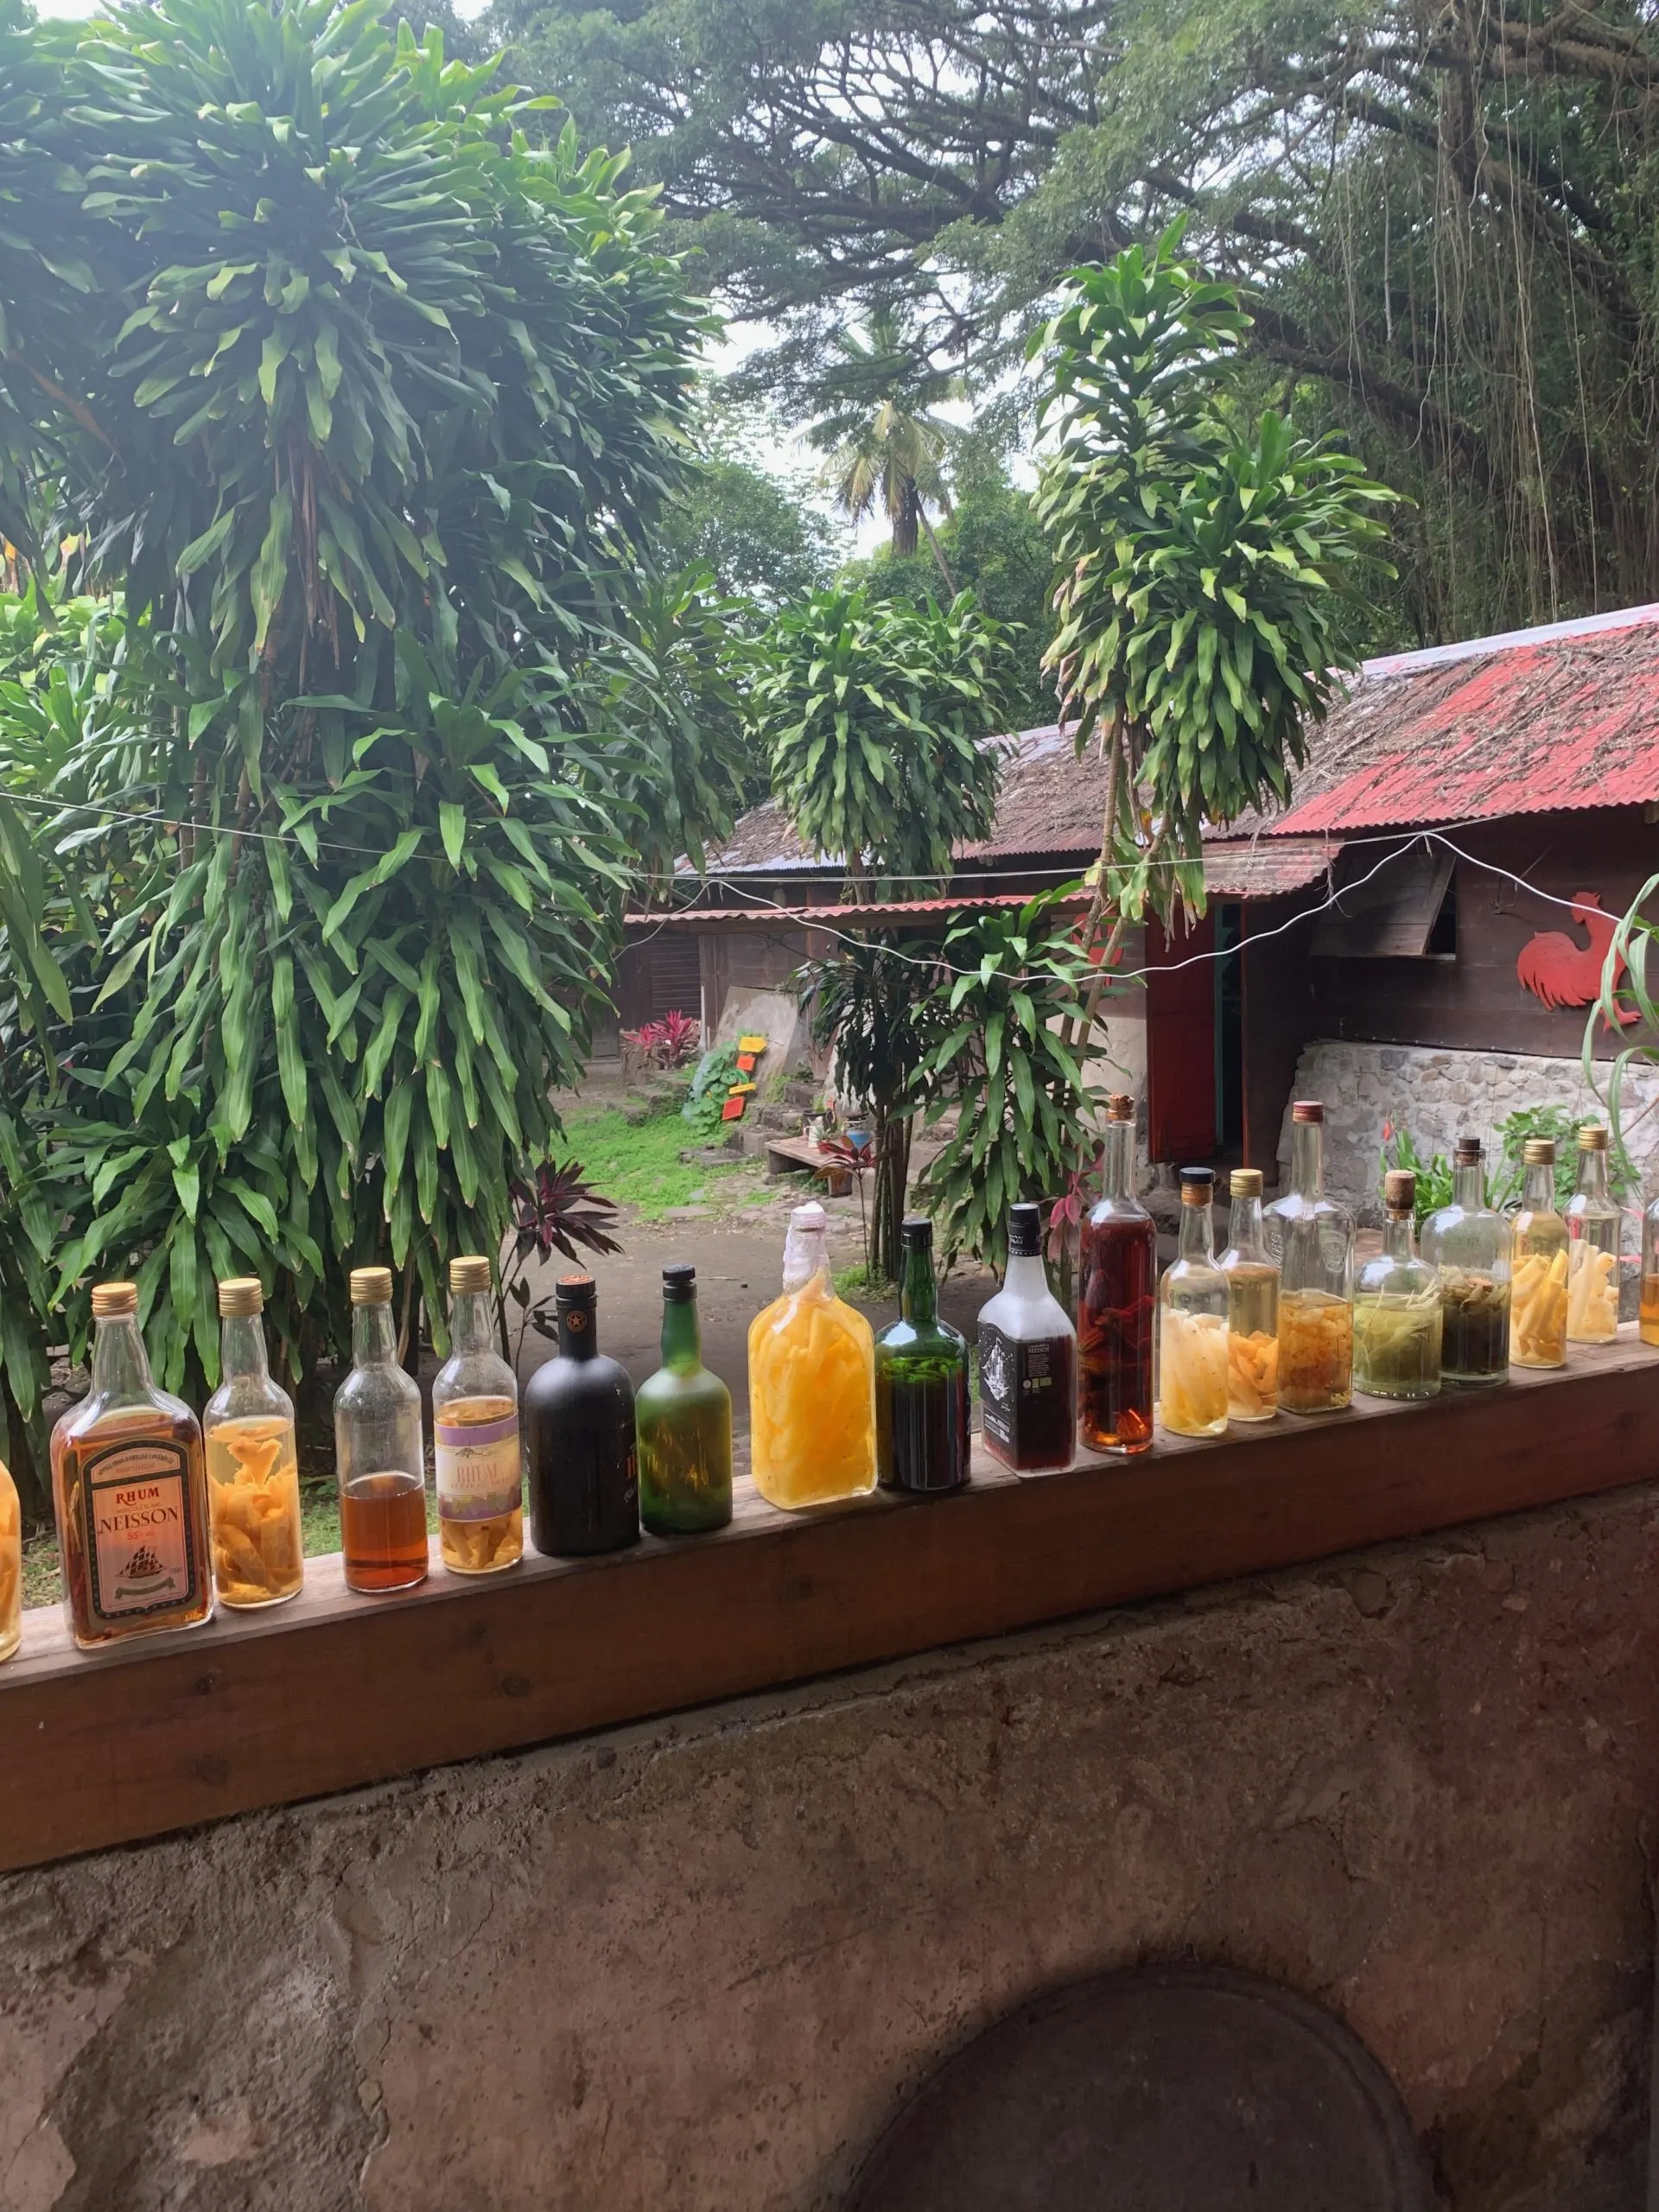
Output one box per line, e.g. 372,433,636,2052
1269,602,1659,835
626,890,1089,931
1200,837,1344,898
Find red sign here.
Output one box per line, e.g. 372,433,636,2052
1516,891,1637,1024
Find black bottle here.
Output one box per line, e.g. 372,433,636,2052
524,1275,639,1557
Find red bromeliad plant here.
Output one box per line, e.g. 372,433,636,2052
621,1009,702,1069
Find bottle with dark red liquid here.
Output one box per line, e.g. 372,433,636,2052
1078,1092,1155,1453
977,1202,1077,1472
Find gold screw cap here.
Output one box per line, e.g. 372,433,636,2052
218,1277,264,1318
449,1255,493,1295
1230,1168,1262,1198
1578,1125,1609,1151
1522,1137,1556,1166
91,1281,137,1319
350,1266,394,1306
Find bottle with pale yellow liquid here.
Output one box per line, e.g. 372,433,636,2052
1157,1168,1230,1439
1510,1139,1570,1369
433,1255,524,1574
203,1277,304,1607
0,1453,19,1662
748,1202,875,1509
1564,1126,1621,1344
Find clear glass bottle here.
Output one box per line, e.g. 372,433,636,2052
433,1255,523,1574
334,1265,429,1593
203,1277,303,1608
1353,1170,1443,1400
1643,1194,1659,1347
1157,1167,1230,1439
1510,1138,1571,1369
638,1263,733,1535
1421,1135,1510,1384
0,1453,19,1663
49,1280,213,1649
977,1200,1077,1472
1564,1126,1621,1344
1077,1092,1155,1454
876,1217,971,1496
1265,1100,1355,1414
524,1275,640,1556
1218,1167,1279,1422
748,1202,876,1509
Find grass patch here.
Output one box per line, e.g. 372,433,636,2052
833,1261,896,1304
561,1097,761,1221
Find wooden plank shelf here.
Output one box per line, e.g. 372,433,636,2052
4,1328,1658,1874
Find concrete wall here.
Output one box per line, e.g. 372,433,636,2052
1281,1036,1659,1219
6,1482,1659,2212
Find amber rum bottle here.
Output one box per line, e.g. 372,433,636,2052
203,1277,304,1608
433,1255,524,1574
1078,1093,1155,1452
334,1267,429,1592
50,1280,213,1649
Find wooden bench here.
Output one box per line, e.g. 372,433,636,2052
763,1133,856,1196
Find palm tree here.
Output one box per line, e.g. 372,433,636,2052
808,307,959,589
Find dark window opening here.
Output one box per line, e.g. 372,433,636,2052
1426,871,1458,957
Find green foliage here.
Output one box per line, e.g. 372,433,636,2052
0,0,712,1459
658,389,842,610
682,1041,743,1135
806,306,957,566
756,585,1010,889
1376,1126,1452,1228
913,889,1101,1273
1586,871,1659,1194
1032,226,1395,926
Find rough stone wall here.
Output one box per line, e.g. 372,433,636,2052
1280,1037,1659,1218
5,1484,1659,2212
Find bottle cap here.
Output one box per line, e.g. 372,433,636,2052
1179,1166,1214,1206
1104,1094,1135,1122
1522,1137,1556,1166
448,1255,493,1295
662,1263,696,1302
556,1274,597,1309
217,1277,264,1318
1007,1202,1043,1257
91,1280,137,1319
1454,1135,1483,1165
901,1216,932,1249
1291,1100,1325,1125
350,1266,393,1306
790,1202,828,1233
1383,1168,1415,1212
1230,1168,1262,1198
1578,1124,1609,1151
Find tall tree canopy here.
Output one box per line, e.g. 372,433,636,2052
495,0,1659,639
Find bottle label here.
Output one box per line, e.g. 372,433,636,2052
435,1412,522,1522
84,1440,203,1624
979,1324,1065,1452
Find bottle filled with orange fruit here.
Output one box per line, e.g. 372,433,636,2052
748,1203,875,1509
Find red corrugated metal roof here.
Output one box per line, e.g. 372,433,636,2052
626,891,1090,931
1201,836,1342,898
1268,604,1659,836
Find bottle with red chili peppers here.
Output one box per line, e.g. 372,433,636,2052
1077,1093,1155,1453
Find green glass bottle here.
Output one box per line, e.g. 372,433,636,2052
875,1217,970,1495
637,1264,733,1535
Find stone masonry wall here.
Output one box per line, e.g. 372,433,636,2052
5,1482,1659,2212
1280,1037,1659,1220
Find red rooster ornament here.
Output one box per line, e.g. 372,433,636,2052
1516,891,1637,1024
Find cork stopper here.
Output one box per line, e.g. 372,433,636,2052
448,1255,493,1295
91,1280,137,1319
1578,1124,1609,1152
1453,1135,1482,1166
1179,1166,1215,1207
1291,1100,1324,1125
217,1277,264,1318
1230,1168,1262,1198
1383,1168,1415,1214
350,1265,393,1306
1523,1137,1556,1166
1104,1094,1135,1123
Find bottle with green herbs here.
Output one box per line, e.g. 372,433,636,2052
1353,1169,1443,1401
1421,1135,1510,1384
875,1217,970,1494
638,1264,733,1535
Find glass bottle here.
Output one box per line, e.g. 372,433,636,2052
203,1277,303,1608
334,1265,429,1593
1218,1167,1279,1423
1421,1135,1510,1384
977,1200,1077,1472
638,1263,733,1535
433,1255,523,1574
524,1274,640,1556
1264,1100,1355,1414
1157,1168,1230,1439
0,1453,20,1663
49,1280,213,1649
748,1202,876,1509
1643,1194,1659,1347
1564,1126,1621,1344
876,1217,971,1495
1077,1092,1155,1453
1510,1138,1571,1369
1353,1170,1443,1400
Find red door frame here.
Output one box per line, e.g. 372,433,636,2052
1145,910,1217,1166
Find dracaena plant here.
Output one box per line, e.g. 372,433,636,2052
0,0,715,1444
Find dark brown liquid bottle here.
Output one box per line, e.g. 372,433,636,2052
977,1202,1077,1472
1078,1094,1155,1453
524,1275,639,1557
